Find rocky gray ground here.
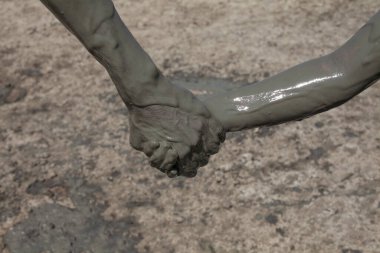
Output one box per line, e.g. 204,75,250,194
1,0,379,252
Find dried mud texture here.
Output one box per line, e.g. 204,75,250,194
1,0,379,253
5,176,141,253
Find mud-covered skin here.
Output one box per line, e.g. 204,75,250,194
129,104,225,177
40,0,379,177
40,0,225,177
205,11,380,132
39,0,211,115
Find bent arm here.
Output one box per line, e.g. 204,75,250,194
40,0,209,116
40,0,226,177
205,11,380,132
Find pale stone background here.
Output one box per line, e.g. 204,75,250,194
0,0,379,252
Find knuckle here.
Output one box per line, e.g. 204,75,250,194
150,157,163,170
206,142,220,155
218,129,226,143
142,142,159,156
198,154,210,167
150,161,160,169
182,166,198,177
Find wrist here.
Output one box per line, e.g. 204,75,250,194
118,71,211,117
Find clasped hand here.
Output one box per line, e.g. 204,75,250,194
128,101,225,178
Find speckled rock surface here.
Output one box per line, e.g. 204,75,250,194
1,0,379,252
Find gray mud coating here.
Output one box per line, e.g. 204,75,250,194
1,1,380,252
204,11,380,131
39,0,227,177
37,0,380,174
4,176,141,253
171,75,247,96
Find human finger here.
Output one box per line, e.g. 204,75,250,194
160,148,178,173
142,141,160,157
129,128,144,151
172,143,191,160
149,142,171,169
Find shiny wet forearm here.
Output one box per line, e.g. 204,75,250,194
205,11,380,132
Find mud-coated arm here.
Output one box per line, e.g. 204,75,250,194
40,0,225,178
205,11,380,132
40,0,209,116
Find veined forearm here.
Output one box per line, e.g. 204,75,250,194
40,0,157,102
41,0,210,115
206,11,380,132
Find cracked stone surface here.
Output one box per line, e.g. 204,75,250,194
1,0,379,253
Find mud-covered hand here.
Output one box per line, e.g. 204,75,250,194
128,104,225,178
39,0,226,177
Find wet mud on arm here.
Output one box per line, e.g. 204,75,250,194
40,0,225,177
40,0,158,105
205,11,380,132
39,0,210,116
